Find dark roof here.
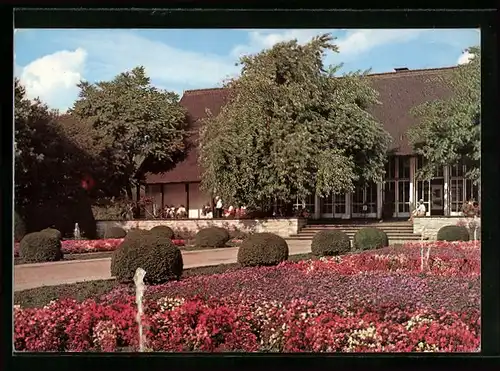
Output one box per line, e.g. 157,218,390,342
145,88,229,183
145,66,456,184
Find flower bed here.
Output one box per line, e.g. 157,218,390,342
14,241,480,352
13,238,186,257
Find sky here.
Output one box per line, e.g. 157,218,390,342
14,28,480,112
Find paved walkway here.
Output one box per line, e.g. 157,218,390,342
14,240,312,292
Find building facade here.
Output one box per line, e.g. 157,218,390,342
142,67,480,220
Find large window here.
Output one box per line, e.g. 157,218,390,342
385,156,410,216
352,182,377,215
450,161,479,213
293,194,316,215
320,193,346,217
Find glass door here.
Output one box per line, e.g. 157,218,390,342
320,193,347,218
351,182,377,218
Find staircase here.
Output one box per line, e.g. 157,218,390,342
288,219,421,244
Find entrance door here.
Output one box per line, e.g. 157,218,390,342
351,183,377,218
320,193,347,218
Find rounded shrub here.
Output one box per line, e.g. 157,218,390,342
111,232,183,284
237,232,289,267
195,227,230,248
126,228,148,239
150,225,175,239
19,232,63,263
437,225,470,242
41,228,62,240
14,211,26,242
353,227,388,251
311,229,351,256
104,226,127,239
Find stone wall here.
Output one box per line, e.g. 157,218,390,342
413,217,481,240
96,218,306,239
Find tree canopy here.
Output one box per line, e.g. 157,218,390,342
70,66,188,198
199,33,391,208
408,46,480,181
14,79,97,236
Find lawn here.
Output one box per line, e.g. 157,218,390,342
14,241,480,352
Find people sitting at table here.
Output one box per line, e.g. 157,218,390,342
224,205,235,218
202,203,213,219
176,204,187,218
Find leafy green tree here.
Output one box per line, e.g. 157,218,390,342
70,66,187,199
199,34,391,208
408,46,480,182
14,79,97,237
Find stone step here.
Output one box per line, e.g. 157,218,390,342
302,227,414,232
303,224,413,228
289,234,422,239
296,230,419,236
302,225,413,230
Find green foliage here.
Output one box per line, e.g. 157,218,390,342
408,46,480,182
237,232,289,267
111,232,183,284
41,228,62,240
70,66,188,198
19,232,63,263
199,34,391,208
195,227,230,248
150,225,175,239
105,227,127,239
311,229,351,256
437,225,470,242
14,79,97,239
25,195,97,240
14,211,26,242
353,227,388,251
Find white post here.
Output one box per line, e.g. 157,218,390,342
409,157,416,207
133,268,147,352
345,193,351,219
394,156,399,217
443,165,450,216
376,182,383,219
314,194,321,220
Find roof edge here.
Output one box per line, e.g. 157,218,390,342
182,66,458,96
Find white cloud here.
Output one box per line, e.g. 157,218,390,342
230,29,327,59
457,50,474,65
230,29,426,61
64,31,240,90
335,29,424,57
18,48,87,111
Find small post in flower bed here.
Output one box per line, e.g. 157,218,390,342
133,267,147,352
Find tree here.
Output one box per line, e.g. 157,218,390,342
14,79,97,237
199,34,391,208
70,66,187,199
408,46,480,182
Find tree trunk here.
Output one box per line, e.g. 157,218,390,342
126,183,133,200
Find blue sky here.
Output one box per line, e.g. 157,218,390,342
14,28,480,111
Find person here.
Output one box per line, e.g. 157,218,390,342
176,204,187,218
417,199,426,216
215,196,223,218
224,205,235,218
410,199,426,221
166,205,175,219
